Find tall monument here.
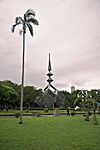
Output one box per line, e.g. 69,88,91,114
44,53,56,92
36,53,64,109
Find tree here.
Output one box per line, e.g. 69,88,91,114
0,80,20,109
12,9,39,124
23,86,42,109
90,90,99,125
70,90,80,108
74,90,92,121
61,91,71,108
0,84,18,111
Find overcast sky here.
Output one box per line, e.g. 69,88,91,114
0,0,100,92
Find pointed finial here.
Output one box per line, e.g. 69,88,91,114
48,53,51,72
44,52,56,91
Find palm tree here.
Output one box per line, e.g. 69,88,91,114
11,9,39,124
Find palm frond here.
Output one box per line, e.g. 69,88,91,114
11,25,15,33
12,16,23,33
25,9,36,17
11,22,21,33
15,17,19,23
26,23,33,36
28,18,39,25
15,17,23,24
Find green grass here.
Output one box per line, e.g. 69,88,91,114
0,116,100,150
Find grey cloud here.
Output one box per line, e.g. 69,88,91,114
0,0,100,91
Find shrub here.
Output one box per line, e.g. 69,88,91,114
44,108,49,113
14,113,20,118
71,111,76,116
25,110,29,113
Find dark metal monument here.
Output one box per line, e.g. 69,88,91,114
36,53,64,110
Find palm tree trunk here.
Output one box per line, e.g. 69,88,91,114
19,28,25,124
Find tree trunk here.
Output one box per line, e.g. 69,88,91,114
93,109,98,125
85,109,89,121
54,108,59,116
19,28,25,124
6,104,9,111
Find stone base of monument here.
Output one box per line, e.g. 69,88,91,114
54,108,59,116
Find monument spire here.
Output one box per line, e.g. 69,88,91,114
47,53,53,85
44,53,56,91
36,53,64,110
48,53,51,72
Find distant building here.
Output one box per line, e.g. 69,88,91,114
71,86,75,93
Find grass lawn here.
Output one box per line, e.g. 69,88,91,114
0,116,100,150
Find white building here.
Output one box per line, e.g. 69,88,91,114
71,86,75,93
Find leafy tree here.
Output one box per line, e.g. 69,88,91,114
0,84,18,111
12,9,39,124
0,80,20,109
36,89,65,109
70,90,80,108
75,89,100,124
90,90,100,125
24,86,42,109
74,90,92,121
36,89,56,108
61,91,71,108
0,80,43,110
